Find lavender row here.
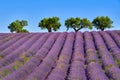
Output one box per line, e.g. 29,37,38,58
0,33,24,45
0,33,31,51
0,34,14,48
68,32,86,80
92,31,120,80
0,33,25,51
84,31,108,80
107,31,120,48
0,33,41,68
99,31,118,50
0,33,34,57
99,31,120,64
0,62,15,79
87,62,109,80
23,33,50,57
115,30,120,35
0,33,16,40
0,33,50,79
2,33,59,80
46,32,74,80
24,32,67,80
84,31,98,63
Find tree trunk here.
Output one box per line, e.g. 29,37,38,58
16,30,19,33
48,28,52,32
73,28,78,32
73,27,82,32
101,28,104,31
75,29,79,32
100,26,104,31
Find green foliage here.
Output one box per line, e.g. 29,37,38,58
65,17,92,32
20,54,30,62
92,16,113,31
19,20,28,27
38,17,61,32
0,55,4,59
109,78,114,80
104,64,114,73
0,70,11,78
13,54,30,70
98,59,103,66
13,64,20,70
19,29,29,33
89,59,96,63
115,59,120,66
13,60,25,70
8,20,28,33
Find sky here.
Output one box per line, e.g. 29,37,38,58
0,0,120,33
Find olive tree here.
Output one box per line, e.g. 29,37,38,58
65,17,92,32
92,16,113,31
8,20,28,33
38,17,61,32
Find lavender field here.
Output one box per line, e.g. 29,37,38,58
0,30,120,80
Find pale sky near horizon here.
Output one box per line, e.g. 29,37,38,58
0,0,120,33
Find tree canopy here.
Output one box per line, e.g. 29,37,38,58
38,17,61,32
65,17,92,32
92,16,113,31
8,20,28,33
19,29,29,33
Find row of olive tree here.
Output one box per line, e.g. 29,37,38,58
8,16,113,33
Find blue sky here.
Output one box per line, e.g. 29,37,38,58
0,0,120,33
